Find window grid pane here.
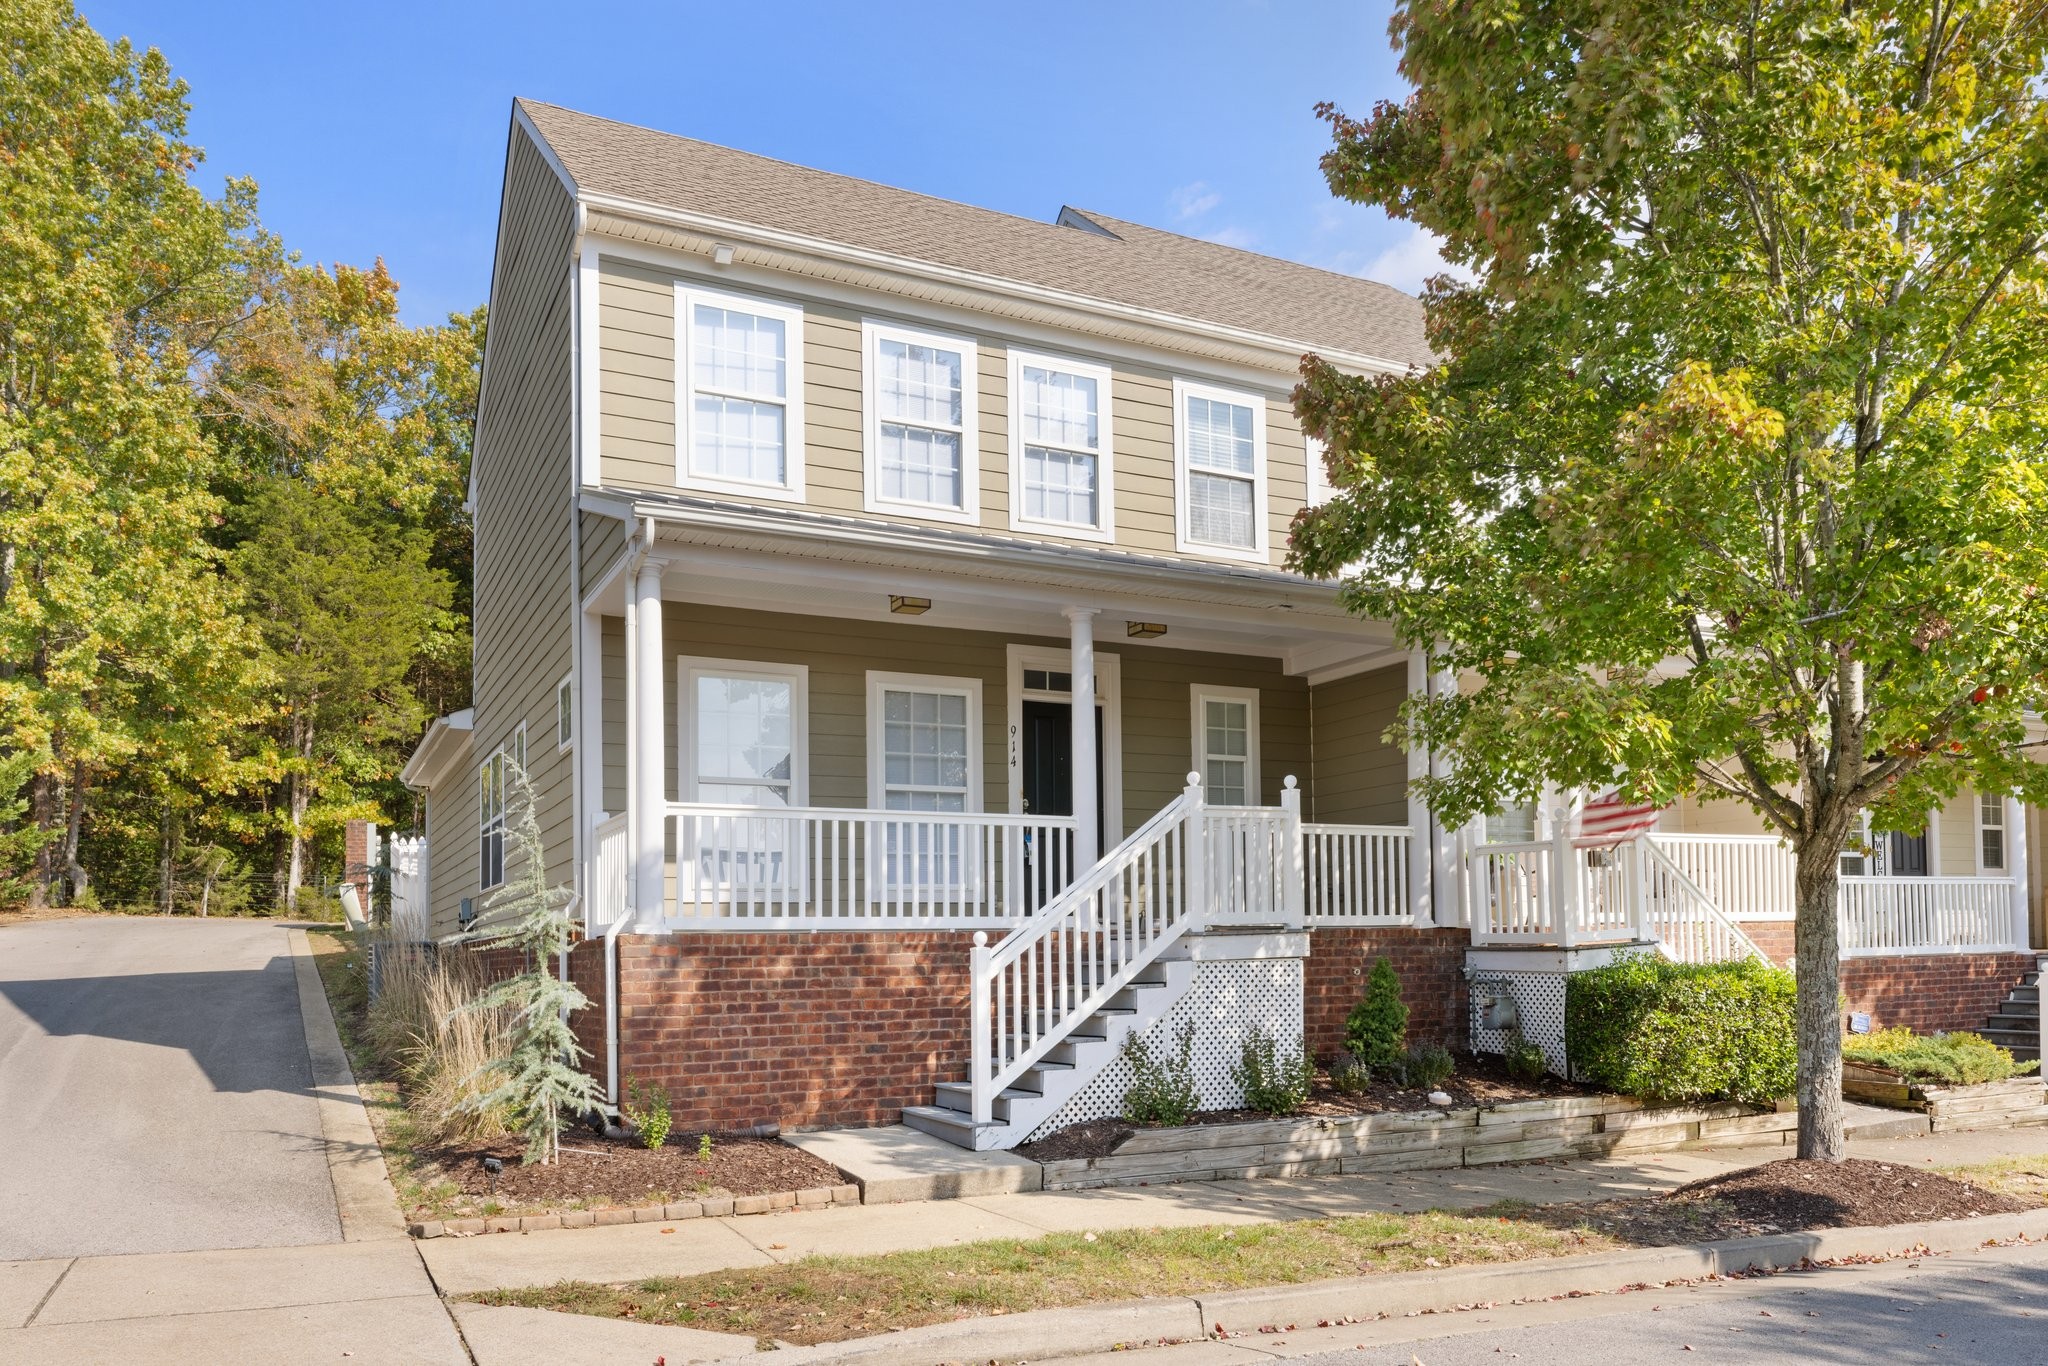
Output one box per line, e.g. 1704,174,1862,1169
1023,445,1098,526
879,424,963,507
877,339,963,427
687,301,789,487
1186,395,1255,474
1020,366,1098,451
693,305,786,398
1188,470,1255,547
694,676,795,800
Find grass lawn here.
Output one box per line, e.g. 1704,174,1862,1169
1936,1153,2048,1201
463,1210,1616,1345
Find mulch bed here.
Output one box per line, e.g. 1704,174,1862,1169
413,1131,844,1212
1019,1051,1589,1161
1550,1158,2034,1246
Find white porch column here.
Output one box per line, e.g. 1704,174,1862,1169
1428,665,1462,927
633,558,667,917
1066,607,1099,871
1405,650,1433,926
2007,795,2031,950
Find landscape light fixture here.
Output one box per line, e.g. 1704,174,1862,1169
1126,621,1168,639
889,595,932,616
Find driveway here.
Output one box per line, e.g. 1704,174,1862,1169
0,917,343,1259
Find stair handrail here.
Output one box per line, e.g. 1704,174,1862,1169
1638,838,1769,963
969,772,1209,1125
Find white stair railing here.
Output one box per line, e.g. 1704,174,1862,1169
1635,839,1769,963
968,773,1214,1126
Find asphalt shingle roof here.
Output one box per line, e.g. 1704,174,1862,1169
517,100,1432,369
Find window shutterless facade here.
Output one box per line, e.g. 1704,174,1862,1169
862,319,978,523
556,674,573,752
1979,792,2008,873
1172,378,1268,561
1189,685,1261,805
673,284,805,500
867,672,983,894
478,750,506,890
1008,349,1113,540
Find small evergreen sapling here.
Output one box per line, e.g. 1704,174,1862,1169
1344,957,1408,1070
451,761,603,1164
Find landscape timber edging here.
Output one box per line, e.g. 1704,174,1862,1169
406,1181,862,1238
1842,1065,2048,1131
1037,1093,1787,1190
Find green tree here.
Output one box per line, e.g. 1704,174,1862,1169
0,0,263,904
232,480,451,909
1296,3,2048,1159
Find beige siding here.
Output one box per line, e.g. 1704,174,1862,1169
425,759,472,934
580,509,625,590
1308,664,1408,825
1937,786,1982,876
592,603,1309,832
450,125,578,938
594,258,1313,569
1669,793,1776,837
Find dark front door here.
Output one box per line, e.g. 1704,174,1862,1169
1887,830,1930,877
1021,699,1105,849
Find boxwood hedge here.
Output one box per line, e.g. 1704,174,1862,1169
1564,952,1798,1105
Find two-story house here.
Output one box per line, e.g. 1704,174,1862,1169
400,101,2047,1151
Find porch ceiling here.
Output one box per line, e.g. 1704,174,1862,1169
583,494,1402,676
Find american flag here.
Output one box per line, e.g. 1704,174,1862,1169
1575,791,1664,846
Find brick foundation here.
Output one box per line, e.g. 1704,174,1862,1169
1735,920,2031,1035
1303,927,1468,1060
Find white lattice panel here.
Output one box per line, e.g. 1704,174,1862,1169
1025,957,1304,1142
1468,970,1569,1075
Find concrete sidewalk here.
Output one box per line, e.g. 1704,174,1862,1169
417,1122,2048,1296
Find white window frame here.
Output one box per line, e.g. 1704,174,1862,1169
865,671,985,814
1977,792,2010,875
1172,377,1269,563
556,674,574,753
862,318,979,525
1189,684,1262,806
1007,348,1114,542
478,749,506,891
676,656,812,806
673,282,806,502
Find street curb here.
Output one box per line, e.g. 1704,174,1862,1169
289,927,410,1242
706,1208,2048,1366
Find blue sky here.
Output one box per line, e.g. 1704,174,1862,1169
81,1,1441,327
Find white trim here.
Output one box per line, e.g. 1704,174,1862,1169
577,244,602,486
478,748,507,892
1304,433,1332,507
1977,790,2010,875
860,318,981,525
1172,377,1270,564
864,671,985,813
672,281,807,502
674,655,811,805
1189,683,1262,805
1006,348,1115,542
1927,805,1944,876
1004,644,1123,842
556,673,575,753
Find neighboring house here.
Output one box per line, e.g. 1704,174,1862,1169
400,100,2048,1149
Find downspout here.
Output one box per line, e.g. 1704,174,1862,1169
605,515,658,1106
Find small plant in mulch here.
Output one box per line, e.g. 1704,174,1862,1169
1327,1051,1372,1095
1843,1026,2040,1087
1344,956,1408,1070
1395,1042,1457,1090
1121,1022,1199,1126
1231,1026,1315,1115
623,1078,673,1151
1502,1027,1548,1083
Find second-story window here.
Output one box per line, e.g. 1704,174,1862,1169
675,284,805,500
1173,378,1268,562
863,320,978,523
1010,350,1113,540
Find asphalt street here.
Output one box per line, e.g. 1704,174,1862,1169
0,917,341,1258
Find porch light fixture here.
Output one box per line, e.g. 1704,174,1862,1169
889,595,931,616
1126,621,1168,639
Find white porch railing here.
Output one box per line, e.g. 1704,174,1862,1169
1303,822,1413,924
969,774,1210,1124
1203,778,1304,926
1638,839,1768,963
1647,834,1796,922
591,812,629,931
656,803,1077,928
389,834,429,941
1840,876,2022,956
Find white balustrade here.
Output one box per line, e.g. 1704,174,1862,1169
1839,876,2020,956
1647,834,1796,922
660,803,1076,928
1467,840,1560,943
591,813,629,931
388,835,429,941
1302,823,1413,924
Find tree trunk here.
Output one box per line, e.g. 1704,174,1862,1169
156,801,182,915
27,769,56,908
1793,839,1845,1160
60,766,89,905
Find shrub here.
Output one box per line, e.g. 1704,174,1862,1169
1844,1027,2040,1087
1344,957,1409,1069
1397,1042,1457,1090
360,933,516,1144
1565,952,1797,1106
1121,1022,1199,1126
1328,1052,1372,1095
1503,1027,1548,1083
625,1078,674,1150
1232,1027,1315,1114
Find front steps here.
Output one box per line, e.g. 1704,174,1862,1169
904,947,1199,1151
1978,956,2048,1062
